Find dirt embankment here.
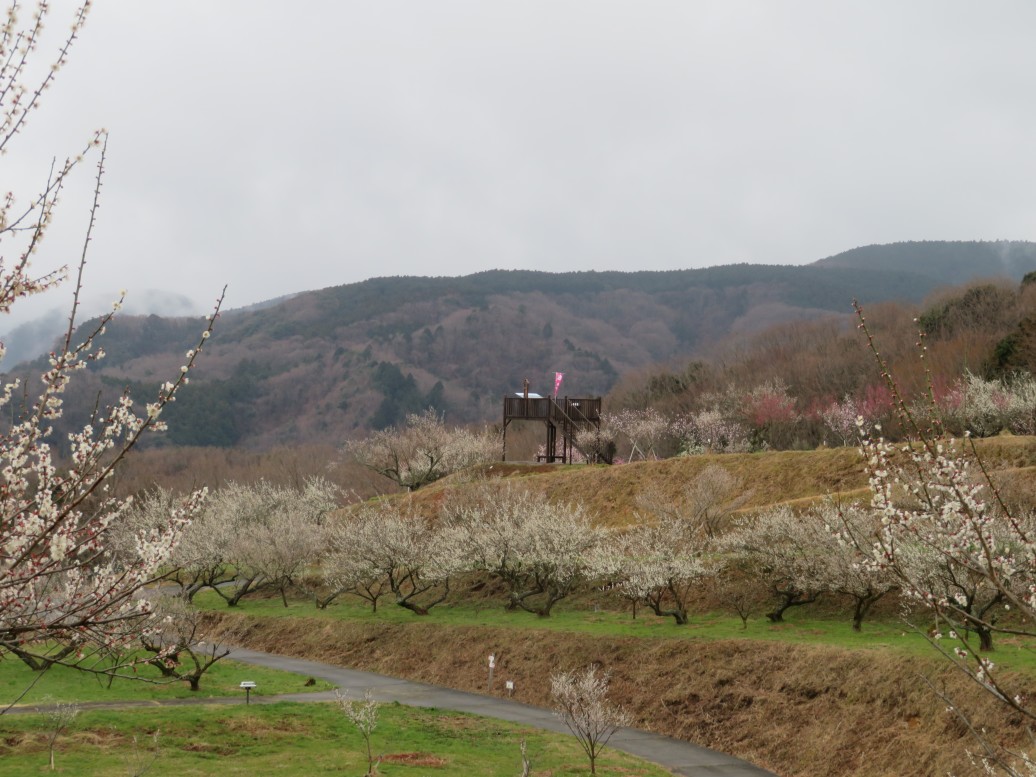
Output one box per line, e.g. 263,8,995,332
202,612,1030,777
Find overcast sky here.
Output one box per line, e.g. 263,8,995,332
5,1,1036,334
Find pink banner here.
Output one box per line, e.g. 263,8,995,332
553,372,564,398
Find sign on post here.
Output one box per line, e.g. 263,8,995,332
240,680,257,705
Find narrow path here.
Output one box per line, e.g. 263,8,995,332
227,646,775,777
7,647,775,776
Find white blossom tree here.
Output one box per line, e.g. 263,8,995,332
851,301,1036,775
592,516,704,625
137,593,231,692
937,371,1036,438
821,395,864,447
807,502,898,632
335,689,380,777
41,699,79,771
550,665,632,776
344,409,497,492
153,485,245,604
0,2,221,688
322,538,389,612
723,506,825,623
726,502,895,632
677,408,752,454
329,499,461,615
449,485,603,617
233,478,340,607
593,468,748,625
605,408,675,461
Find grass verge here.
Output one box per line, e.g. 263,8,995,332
0,701,673,776
193,590,1036,677
0,653,332,707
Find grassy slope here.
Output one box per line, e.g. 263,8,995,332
413,434,1036,526
237,435,1036,777
201,612,1030,777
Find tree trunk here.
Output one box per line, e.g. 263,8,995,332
977,626,994,652
852,599,871,632
767,588,817,622
397,600,430,615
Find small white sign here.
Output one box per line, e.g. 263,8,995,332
505,680,514,691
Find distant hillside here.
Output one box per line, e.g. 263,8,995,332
4,241,1033,450
813,240,1036,285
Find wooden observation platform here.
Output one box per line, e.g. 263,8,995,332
502,392,602,463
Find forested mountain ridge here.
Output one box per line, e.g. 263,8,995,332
813,240,1036,284
6,241,1035,450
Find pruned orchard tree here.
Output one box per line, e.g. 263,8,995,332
550,665,632,776
851,301,1036,775
449,484,603,617
591,515,704,625
183,478,339,608
137,593,230,692
321,531,388,612
724,501,896,631
329,498,462,615
123,479,339,609
162,485,242,603
232,478,340,607
804,502,898,631
345,409,497,492
0,1,221,691
723,506,826,623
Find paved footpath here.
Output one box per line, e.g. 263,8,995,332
8,647,775,776
229,647,775,777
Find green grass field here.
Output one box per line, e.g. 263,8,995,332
0,701,671,776
0,652,332,707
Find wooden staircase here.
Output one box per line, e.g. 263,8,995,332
502,396,602,463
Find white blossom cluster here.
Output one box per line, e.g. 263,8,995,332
550,664,632,775
0,2,220,671
852,302,1036,775
604,408,675,460
935,371,1036,438
345,409,497,491
677,409,752,455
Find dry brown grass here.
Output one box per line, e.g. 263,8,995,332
308,434,1036,776
381,752,448,766
202,612,1033,777
403,435,1036,526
